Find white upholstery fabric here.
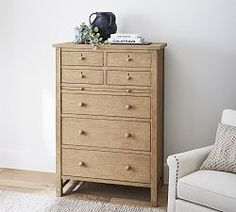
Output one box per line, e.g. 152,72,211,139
221,109,236,127
178,170,236,212
167,146,213,212
176,199,217,212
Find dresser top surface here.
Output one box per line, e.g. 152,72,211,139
53,42,167,50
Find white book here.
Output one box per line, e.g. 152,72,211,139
108,37,144,44
110,33,141,39
108,37,144,42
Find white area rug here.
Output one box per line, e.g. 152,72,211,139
0,190,166,212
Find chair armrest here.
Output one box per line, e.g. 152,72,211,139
167,145,213,212
167,145,213,179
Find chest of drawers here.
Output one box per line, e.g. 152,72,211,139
53,42,166,206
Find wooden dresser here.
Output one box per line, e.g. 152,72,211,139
53,42,166,206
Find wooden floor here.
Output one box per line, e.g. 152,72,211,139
0,168,168,208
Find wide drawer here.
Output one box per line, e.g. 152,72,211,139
107,52,151,68
62,148,151,184
107,71,150,86
62,69,103,84
62,93,150,118
62,118,150,151
62,51,104,66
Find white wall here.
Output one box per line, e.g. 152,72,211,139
1,0,236,181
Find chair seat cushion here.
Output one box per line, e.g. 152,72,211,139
177,170,236,212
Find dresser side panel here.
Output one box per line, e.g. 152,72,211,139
56,47,62,196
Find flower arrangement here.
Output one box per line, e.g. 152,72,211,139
74,22,108,46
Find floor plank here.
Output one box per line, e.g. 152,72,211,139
0,168,167,208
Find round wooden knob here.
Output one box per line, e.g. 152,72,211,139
80,74,85,78
79,54,86,60
126,89,131,93
79,102,85,107
126,75,131,80
125,165,131,171
78,130,84,135
78,161,84,167
126,56,132,62
125,105,132,110
79,87,84,91
125,133,131,138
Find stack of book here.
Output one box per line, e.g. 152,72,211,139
108,34,144,44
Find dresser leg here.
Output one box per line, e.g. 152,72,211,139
151,183,158,207
160,173,164,186
56,178,63,197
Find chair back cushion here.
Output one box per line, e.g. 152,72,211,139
221,109,236,127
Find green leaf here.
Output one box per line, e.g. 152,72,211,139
93,27,99,32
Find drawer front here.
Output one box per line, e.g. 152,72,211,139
62,93,150,118
62,148,151,184
62,118,150,151
107,71,150,86
107,52,151,68
62,51,104,66
62,69,103,84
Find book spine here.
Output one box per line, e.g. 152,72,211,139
108,38,144,43
110,34,141,39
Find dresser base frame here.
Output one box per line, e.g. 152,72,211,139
57,175,162,207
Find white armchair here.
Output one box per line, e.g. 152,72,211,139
167,109,236,212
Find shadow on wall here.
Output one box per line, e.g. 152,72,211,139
117,14,164,41
164,39,236,158
41,88,56,157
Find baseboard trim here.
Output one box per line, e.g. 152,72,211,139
0,149,55,172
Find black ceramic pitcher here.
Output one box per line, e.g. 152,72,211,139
89,12,117,40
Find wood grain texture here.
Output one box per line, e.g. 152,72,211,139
62,118,150,151
157,49,165,186
107,52,151,68
62,69,104,84
62,148,151,184
53,42,167,50
56,48,62,197
150,49,165,206
150,50,158,206
62,84,151,96
62,65,151,72
54,43,166,206
62,175,150,188
62,144,151,155
61,113,150,123
107,71,151,86
61,82,151,90
62,93,151,119
62,51,104,66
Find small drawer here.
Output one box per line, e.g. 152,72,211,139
107,52,151,68
62,118,150,151
62,93,150,119
62,51,104,66
62,69,103,84
62,148,150,184
107,71,150,86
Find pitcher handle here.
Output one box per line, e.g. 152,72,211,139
89,12,97,25
109,13,115,26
